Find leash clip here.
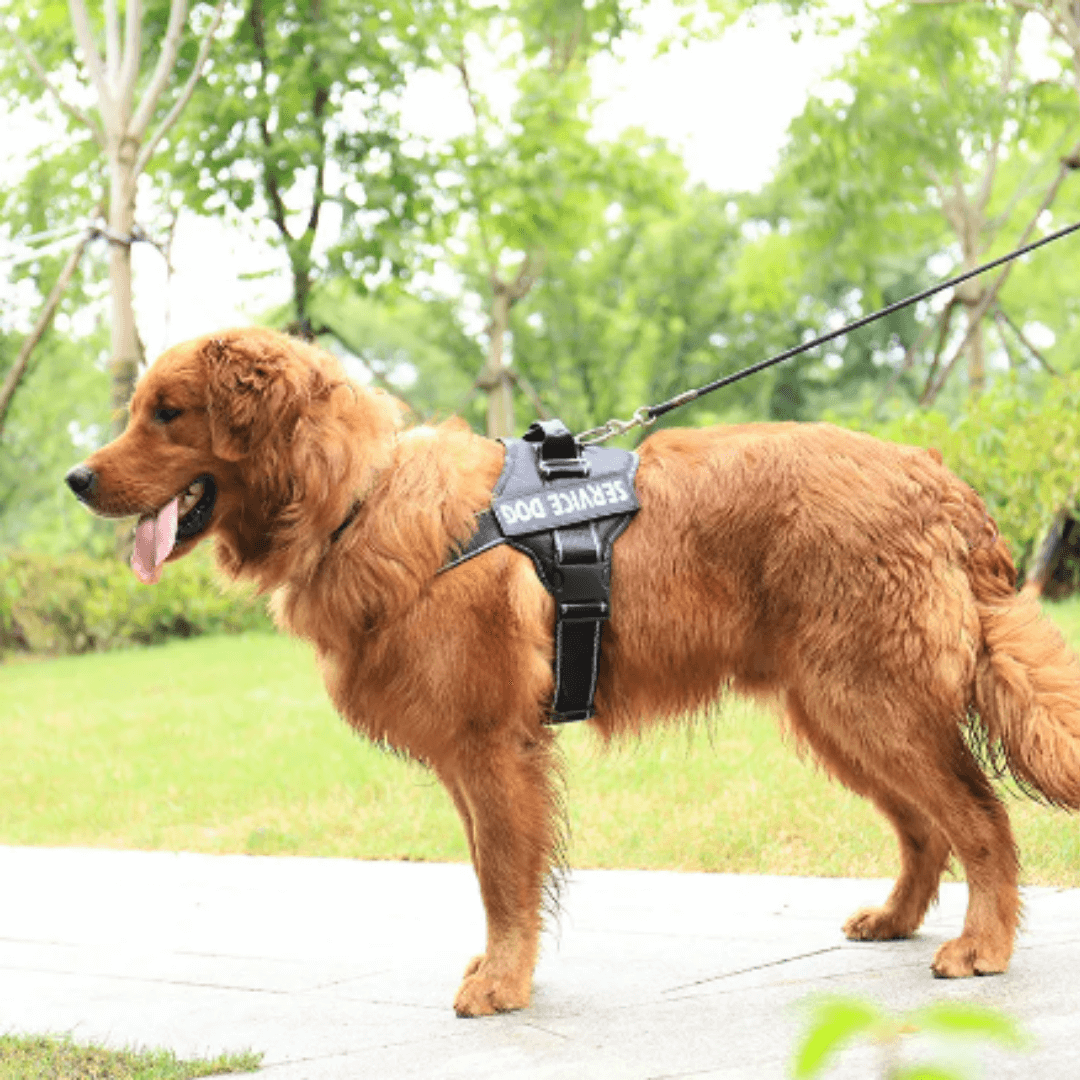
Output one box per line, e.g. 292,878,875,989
576,405,657,446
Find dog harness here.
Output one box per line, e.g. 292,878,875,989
442,420,640,722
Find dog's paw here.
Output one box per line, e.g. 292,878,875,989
931,935,1010,978
453,956,531,1018
843,906,917,941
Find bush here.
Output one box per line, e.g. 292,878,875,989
844,373,1080,581
0,547,272,657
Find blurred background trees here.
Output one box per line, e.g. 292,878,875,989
2,0,1080,610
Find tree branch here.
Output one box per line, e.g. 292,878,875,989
104,0,120,82
509,251,543,302
306,83,330,235
0,220,100,439
455,48,495,270
1013,0,1073,49
875,304,941,408
13,33,105,146
993,309,1020,370
68,0,114,118
987,122,1078,238
921,138,1080,404
918,298,958,404
120,0,144,104
248,0,292,241
975,12,1022,216
996,303,1060,374
133,0,227,175
507,367,551,419
309,321,421,413
130,0,192,142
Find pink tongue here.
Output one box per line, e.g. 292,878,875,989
131,498,179,584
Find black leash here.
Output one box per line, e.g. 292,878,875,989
577,218,1080,444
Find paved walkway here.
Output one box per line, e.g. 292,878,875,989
0,846,1077,1078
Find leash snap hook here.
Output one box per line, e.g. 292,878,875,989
577,405,657,446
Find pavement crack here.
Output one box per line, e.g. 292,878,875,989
661,945,843,994
298,971,393,994
522,1021,571,1040
0,962,291,994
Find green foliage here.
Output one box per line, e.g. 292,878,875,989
793,997,1029,1079
774,4,1073,279
748,1,1080,409
444,62,606,270
0,1034,260,1079
306,281,482,419
510,174,749,432
0,547,271,657
0,324,114,554
168,0,430,323
0,0,221,304
793,998,881,1077
848,373,1080,574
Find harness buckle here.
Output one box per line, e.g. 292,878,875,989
538,457,590,480
558,600,610,622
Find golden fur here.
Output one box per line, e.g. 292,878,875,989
73,328,1080,1015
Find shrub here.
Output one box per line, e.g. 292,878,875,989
844,373,1080,581
0,547,272,657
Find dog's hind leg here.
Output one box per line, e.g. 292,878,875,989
445,722,562,1017
917,749,1019,977
786,692,952,941
789,688,1019,976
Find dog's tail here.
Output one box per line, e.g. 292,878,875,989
969,543,1080,807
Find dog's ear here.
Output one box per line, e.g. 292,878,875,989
205,335,310,461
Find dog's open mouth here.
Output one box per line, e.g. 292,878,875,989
131,474,216,584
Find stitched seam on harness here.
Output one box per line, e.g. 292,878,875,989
436,533,504,573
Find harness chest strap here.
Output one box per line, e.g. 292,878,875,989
441,420,640,723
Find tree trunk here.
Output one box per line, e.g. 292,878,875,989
290,243,316,339
963,303,985,397
107,145,144,437
481,286,515,437
952,210,987,399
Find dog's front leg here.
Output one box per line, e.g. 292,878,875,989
443,723,561,1017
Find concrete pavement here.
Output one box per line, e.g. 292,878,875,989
0,846,1077,1078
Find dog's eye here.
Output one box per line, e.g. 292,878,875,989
154,407,183,424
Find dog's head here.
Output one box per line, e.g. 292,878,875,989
66,328,403,584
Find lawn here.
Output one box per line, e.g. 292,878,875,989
0,1035,259,1079
2,596,1080,884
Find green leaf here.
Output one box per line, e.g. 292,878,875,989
905,1003,1030,1049
892,1066,964,1080
792,998,882,1077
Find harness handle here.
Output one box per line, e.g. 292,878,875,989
525,419,591,478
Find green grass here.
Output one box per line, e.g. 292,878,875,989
1047,592,1080,645
1,597,1080,884
0,1035,259,1079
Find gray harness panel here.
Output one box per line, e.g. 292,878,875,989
443,420,639,722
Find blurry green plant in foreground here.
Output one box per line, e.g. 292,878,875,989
792,996,1030,1079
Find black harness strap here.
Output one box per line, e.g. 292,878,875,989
442,419,639,723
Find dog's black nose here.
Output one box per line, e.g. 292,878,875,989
65,464,97,502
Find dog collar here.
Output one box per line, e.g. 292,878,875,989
330,499,363,543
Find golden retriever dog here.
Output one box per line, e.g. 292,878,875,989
67,327,1080,1016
